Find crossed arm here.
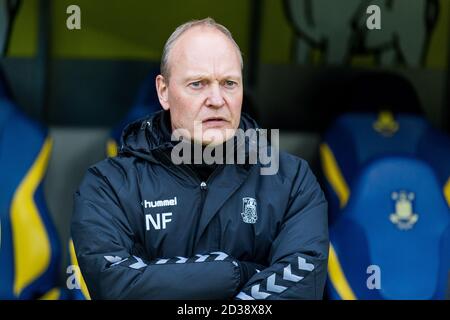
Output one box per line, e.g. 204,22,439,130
71,164,328,300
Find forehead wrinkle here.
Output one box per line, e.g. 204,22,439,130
168,26,242,79
176,51,241,81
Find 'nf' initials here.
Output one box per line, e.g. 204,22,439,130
146,213,172,230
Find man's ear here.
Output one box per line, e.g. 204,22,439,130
156,75,170,110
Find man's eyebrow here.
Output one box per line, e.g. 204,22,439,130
183,74,242,82
183,74,208,81
222,74,242,81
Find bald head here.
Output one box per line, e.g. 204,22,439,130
160,17,243,82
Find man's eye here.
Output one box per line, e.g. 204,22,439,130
224,80,237,88
189,81,202,88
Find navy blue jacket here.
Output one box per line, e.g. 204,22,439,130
71,111,329,300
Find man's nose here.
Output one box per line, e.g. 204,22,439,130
206,83,225,108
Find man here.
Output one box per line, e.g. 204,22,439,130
71,18,329,300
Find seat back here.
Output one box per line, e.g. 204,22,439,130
322,112,450,299
0,77,61,299
327,157,450,299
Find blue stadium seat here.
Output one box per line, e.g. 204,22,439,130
321,112,450,299
0,74,61,299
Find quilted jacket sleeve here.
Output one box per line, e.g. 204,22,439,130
235,160,329,300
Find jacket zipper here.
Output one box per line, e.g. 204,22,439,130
160,149,223,186
160,150,224,249
194,165,224,250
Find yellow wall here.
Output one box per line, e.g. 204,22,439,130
57,0,249,60
8,0,38,57
425,0,449,69
9,0,250,60
259,0,292,65
7,0,449,69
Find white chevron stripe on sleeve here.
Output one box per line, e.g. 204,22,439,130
155,258,169,264
129,256,147,269
283,264,303,282
195,254,209,262
266,274,287,293
110,258,129,267
251,284,271,299
175,256,188,263
298,257,315,271
236,292,255,300
104,256,123,264
211,252,228,261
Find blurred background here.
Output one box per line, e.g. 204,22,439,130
0,0,449,300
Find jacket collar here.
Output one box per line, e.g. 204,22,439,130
119,110,260,168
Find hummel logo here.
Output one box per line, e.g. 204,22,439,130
142,197,177,208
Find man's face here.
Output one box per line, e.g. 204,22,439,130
156,26,243,146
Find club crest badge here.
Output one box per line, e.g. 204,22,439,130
389,191,419,230
241,197,257,224
373,110,399,137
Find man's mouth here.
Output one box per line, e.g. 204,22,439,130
202,117,228,128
